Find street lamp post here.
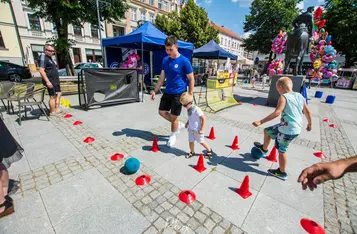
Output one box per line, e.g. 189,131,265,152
86,0,111,67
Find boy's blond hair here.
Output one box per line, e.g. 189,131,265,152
277,77,293,90
180,92,193,105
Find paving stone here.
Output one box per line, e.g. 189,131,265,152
200,205,212,216
220,218,231,230
155,206,165,214
169,206,181,216
133,200,143,209
161,201,173,211
177,212,190,223
211,212,223,223
194,211,207,223
148,200,159,210
143,226,158,234
196,226,210,234
183,205,195,217
146,211,159,223
204,218,216,232
153,217,167,231
150,190,161,200
187,217,200,231
142,196,153,205
212,225,226,234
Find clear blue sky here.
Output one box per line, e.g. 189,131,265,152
193,0,325,38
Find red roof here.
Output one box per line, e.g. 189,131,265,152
210,22,243,41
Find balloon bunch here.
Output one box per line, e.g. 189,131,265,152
271,30,288,55
268,58,284,77
121,53,139,68
309,7,338,81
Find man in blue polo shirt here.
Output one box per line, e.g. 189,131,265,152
151,35,194,147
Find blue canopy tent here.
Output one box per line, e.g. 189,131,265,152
103,22,194,100
193,40,238,60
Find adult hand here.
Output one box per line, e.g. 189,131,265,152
297,161,346,191
252,121,262,127
185,122,188,129
151,92,156,100
47,81,53,89
198,129,204,135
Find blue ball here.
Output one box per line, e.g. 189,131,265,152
251,146,265,159
124,158,140,174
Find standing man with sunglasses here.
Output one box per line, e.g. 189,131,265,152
151,36,195,147
38,44,62,116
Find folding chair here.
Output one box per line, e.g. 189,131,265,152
17,87,49,125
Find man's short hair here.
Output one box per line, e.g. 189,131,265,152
44,44,54,50
165,36,178,47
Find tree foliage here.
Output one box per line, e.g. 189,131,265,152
324,0,357,67
243,0,302,55
0,0,128,71
155,0,219,48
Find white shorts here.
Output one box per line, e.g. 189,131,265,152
188,130,204,143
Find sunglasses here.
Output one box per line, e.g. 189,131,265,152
46,49,55,53
183,102,192,107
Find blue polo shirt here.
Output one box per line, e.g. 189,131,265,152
162,55,193,94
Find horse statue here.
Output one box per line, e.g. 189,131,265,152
283,24,310,75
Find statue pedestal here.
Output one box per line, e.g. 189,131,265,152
266,75,306,107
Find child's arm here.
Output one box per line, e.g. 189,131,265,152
303,101,312,131
185,120,189,129
253,96,286,127
199,115,206,134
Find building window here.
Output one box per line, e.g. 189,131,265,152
164,1,167,10
149,0,154,5
131,8,137,21
73,24,82,37
0,31,5,48
158,0,162,9
113,25,125,37
141,12,146,21
149,14,154,22
220,38,223,45
86,49,102,63
91,24,98,38
28,14,41,31
140,0,144,2
225,39,227,46
31,44,44,67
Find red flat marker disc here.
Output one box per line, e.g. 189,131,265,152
83,137,95,143
135,175,151,186
329,124,337,128
300,218,325,234
111,153,124,161
253,104,258,106
64,114,72,118
73,121,82,126
179,190,196,204
313,152,327,159
322,118,329,123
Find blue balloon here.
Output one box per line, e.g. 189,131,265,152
251,146,266,159
124,158,140,174
326,35,332,43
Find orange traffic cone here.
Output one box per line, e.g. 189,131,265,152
151,136,160,152
194,154,206,173
236,175,252,199
208,127,216,140
230,136,240,150
266,146,278,162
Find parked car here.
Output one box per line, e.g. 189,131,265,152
0,61,32,82
58,62,103,76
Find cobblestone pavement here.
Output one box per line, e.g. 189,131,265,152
3,85,357,234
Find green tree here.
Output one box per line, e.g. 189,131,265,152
154,0,218,48
324,0,357,68
243,0,302,73
1,0,128,73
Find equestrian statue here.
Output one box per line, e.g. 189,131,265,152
283,7,314,75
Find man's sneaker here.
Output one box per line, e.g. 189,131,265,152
176,122,185,135
268,168,288,180
254,142,268,154
167,133,177,148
